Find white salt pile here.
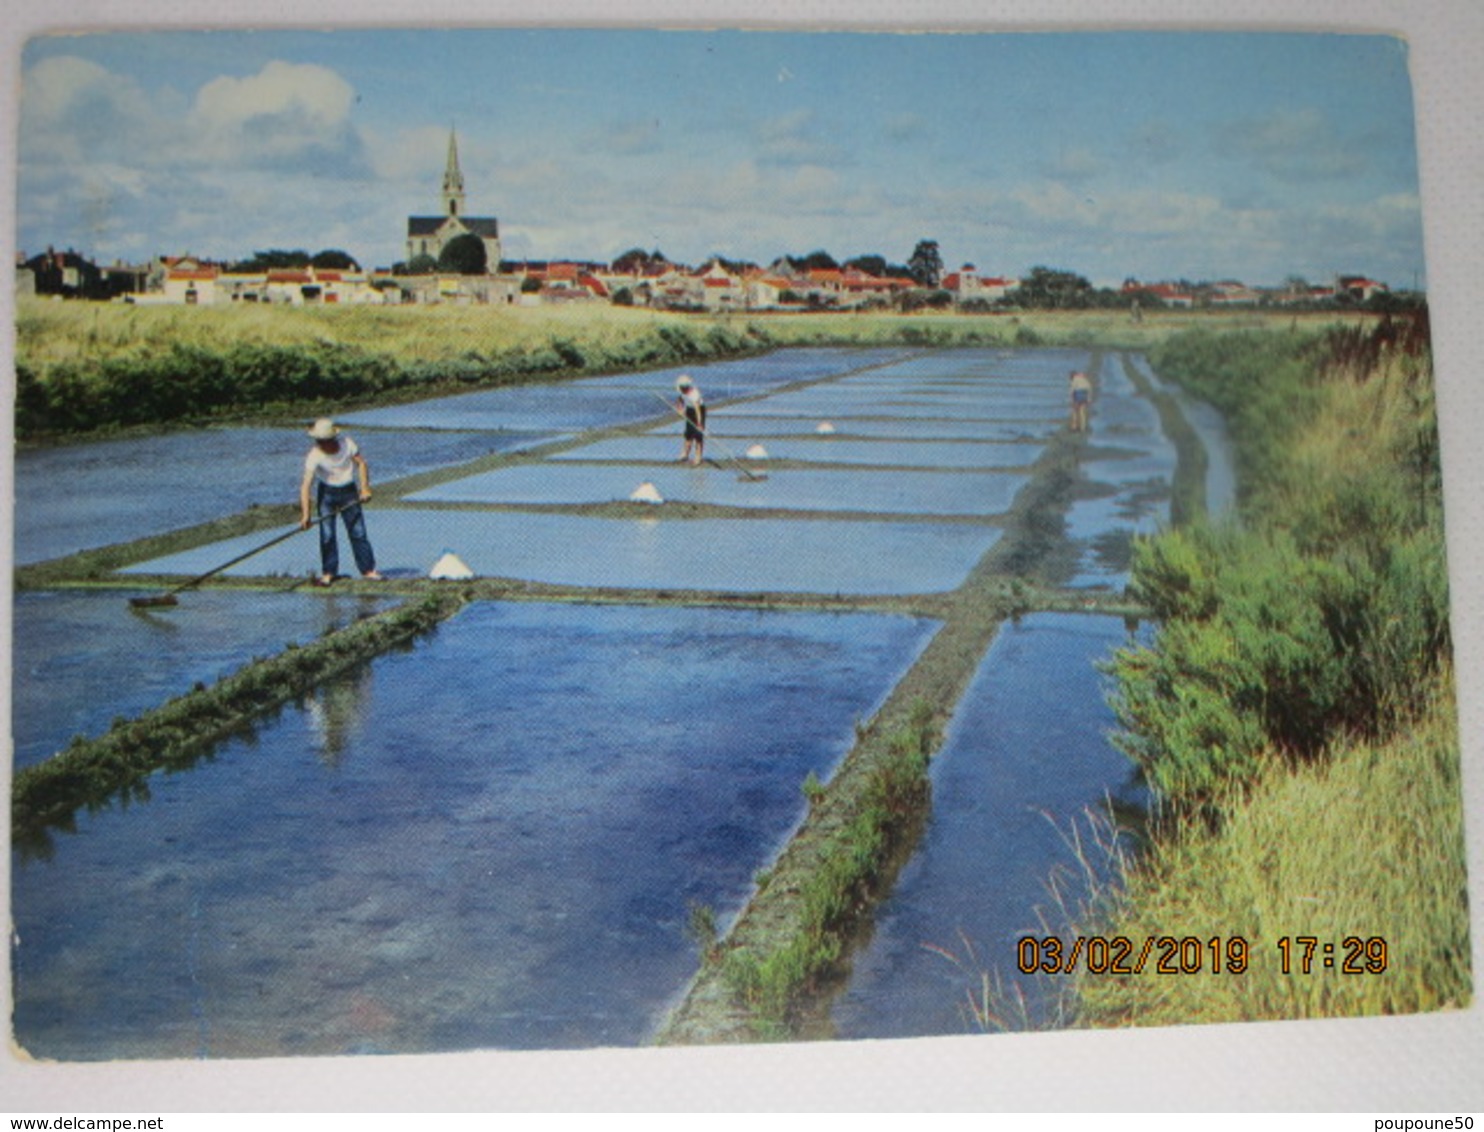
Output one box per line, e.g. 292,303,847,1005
429,550,475,580
744,444,769,459
815,421,836,434
630,482,664,504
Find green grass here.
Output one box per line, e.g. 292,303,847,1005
1081,309,1469,1025
15,296,1376,440
14,299,775,438
1078,667,1469,1024
719,700,939,1030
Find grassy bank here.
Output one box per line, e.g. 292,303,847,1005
11,589,469,853
14,299,769,439
1078,310,1469,1024
658,430,1088,1042
718,700,941,1032
14,297,1374,441
1080,667,1468,1023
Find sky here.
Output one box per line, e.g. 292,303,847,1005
16,27,1427,288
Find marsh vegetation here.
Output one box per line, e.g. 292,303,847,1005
15,297,1370,440
1082,311,1468,1023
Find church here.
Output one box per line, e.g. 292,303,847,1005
405,130,502,271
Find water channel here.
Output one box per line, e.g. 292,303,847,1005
11,345,1232,1056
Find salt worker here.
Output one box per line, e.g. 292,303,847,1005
299,417,382,586
675,374,707,466
1068,369,1093,433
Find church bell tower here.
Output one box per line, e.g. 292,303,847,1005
443,129,466,218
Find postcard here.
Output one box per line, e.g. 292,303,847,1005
5,0,1481,1112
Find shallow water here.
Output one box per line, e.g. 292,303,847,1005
851,349,1089,385
1131,354,1237,518
12,601,939,1058
653,416,1055,442
14,428,549,566
121,509,1003,595
564,347,906,393
548,436,1042,470
12,590,398,769
1060,354,1178,588
13,343,1221,1056
832,613,1149,1039
338,348,902,432
731,396,1057,422
409,463,1030,516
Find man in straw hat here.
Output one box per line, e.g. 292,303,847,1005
299,418,382,585
675,374,706,466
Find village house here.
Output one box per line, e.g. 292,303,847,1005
695,260,748,310
20,248,147,300
1338,275,1389,303
1208,280,1262,306
845,267,916,305
134,257,392,305
747,273,797,310
942,265,1015,305
760,261,916,308
512,261,609,303
259,266,384,305
1122,279,1196,308
143,255,225,304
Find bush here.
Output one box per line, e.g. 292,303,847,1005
1110,318,1448,814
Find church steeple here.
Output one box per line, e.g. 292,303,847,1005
442,129,466,218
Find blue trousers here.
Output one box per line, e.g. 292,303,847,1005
317,483,376,577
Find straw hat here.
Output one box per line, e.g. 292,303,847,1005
307,418,340,440
675,375,693,390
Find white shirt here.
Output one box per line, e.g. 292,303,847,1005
304,436,360,488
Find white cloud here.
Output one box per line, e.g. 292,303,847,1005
189,61,371,176
193,61,355,133
20,54,169,165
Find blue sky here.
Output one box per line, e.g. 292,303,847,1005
17,28,1425,287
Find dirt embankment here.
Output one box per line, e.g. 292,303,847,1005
656,424,1108,1044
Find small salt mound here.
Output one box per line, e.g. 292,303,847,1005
630,481,664,504
815,421,836,434
429,550,474,580
744,444,769,460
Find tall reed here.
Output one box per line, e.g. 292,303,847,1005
1082,310,1468,1025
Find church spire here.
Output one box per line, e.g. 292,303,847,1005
442,128,466,218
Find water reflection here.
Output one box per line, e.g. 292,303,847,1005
11,590,399,770
832,613,1151,1039
11,602,938,1059
305,668,374,767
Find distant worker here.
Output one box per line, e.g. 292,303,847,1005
676,374,707,466
299,418,382,586
1069,369,1093,433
